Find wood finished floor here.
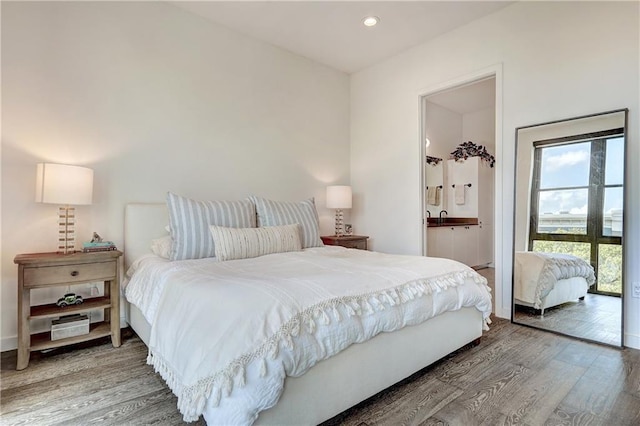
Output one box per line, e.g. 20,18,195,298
2,319,639,426
478,267,621,347
514,293,622,347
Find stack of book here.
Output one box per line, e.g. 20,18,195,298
82,241,117,253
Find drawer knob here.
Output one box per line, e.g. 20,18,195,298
70,271,79,277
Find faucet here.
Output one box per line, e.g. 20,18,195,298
438,210,448,224
426,210,431,218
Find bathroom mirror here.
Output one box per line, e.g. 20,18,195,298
512,109,627,347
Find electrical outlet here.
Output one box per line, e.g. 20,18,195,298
633,282,640,298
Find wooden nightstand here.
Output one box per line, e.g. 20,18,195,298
13,250,122,370
321,235,369,250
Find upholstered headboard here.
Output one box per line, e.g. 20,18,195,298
124,203,168,269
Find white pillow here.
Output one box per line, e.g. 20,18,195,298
150,235,172,259
249,196,323,248
209,224,302,261
166,192,256,261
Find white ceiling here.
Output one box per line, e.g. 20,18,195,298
170,1,514,74
426,77,496,115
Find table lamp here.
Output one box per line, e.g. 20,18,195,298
35,163,94,254
326,185,352,236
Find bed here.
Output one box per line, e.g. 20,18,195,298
123,201,492,425
514,251,596,315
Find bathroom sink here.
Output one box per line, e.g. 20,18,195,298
426,217,479,227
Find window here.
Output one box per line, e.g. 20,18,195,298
528,129,624,295
536,142,591,235
603,136,624,237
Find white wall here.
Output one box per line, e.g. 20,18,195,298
350,1,640,347
462,107,495,152
424,102,462,160
1,2,350,350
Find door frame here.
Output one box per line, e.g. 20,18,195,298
418,63,507,317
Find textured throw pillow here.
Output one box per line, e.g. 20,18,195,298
249,196,323,248
209,224,302,261
166,192,256,260
150,235,172,259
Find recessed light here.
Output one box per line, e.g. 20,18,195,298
362,16,379,27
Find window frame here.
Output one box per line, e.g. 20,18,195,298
528,128,624,296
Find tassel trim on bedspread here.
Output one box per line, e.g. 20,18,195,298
532,255,596,310
146,270,490,422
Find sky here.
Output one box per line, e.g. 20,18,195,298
537,137,624,216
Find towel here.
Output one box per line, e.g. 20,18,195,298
455,184,466,205
427,187,440,206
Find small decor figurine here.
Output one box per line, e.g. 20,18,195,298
56,293,83,308
450,141,495,167
426,156,443,166
91,232,103,243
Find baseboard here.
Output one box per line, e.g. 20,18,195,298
624,332,640,350
494,305,511,320
1,336,18,352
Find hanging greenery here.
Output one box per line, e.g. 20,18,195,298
425,156,442,166
449,141,495,168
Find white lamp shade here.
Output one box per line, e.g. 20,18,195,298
326,185,352,209
35,163,94,205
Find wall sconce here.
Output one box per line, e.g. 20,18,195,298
326,185,352,236
35,163,93,254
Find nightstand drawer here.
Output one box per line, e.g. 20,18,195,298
321,235,369,250
339,240,367,250
23,261,117,287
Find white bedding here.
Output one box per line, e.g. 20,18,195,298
514,251,596,309
125,246,492,425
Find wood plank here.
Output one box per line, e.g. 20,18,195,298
345,376,463,426
544,404,607,426
1,331,140,390
444,362,532,424
70,388,206,426
436,331,528,387
497,359,586,425
2,320,639,426
513,293,622,347
558,349,630,417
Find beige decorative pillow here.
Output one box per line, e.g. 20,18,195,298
150,235,172,259
209,224,302,261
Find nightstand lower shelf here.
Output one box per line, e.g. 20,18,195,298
31,322,111,351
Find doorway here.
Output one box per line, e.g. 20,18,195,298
419,68,503,315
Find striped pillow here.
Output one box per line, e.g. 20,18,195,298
249,196,323,248
209,224,302,261
166,192,256,261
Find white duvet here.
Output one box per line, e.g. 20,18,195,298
514,251,596,309
125,246,492,425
